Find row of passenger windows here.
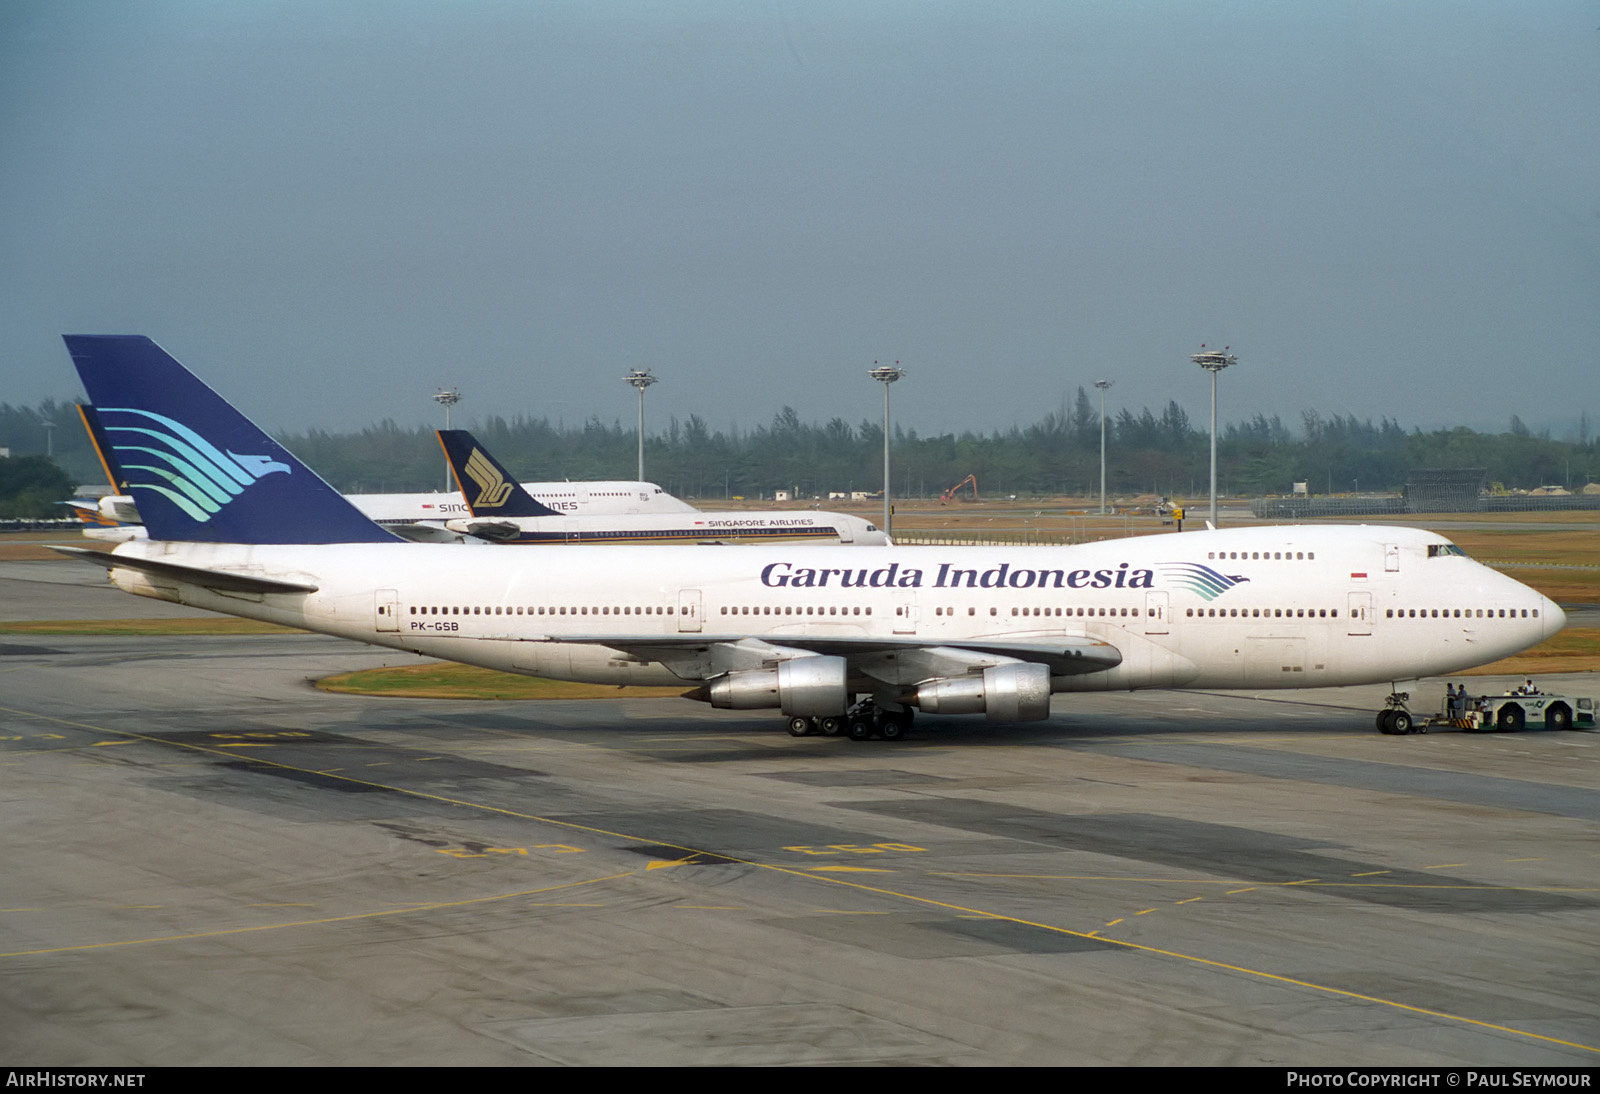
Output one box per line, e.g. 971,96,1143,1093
1388,608,1537,619
1209,550,1314,560
411,605,675,616
1187,607,1339,618
407,602,1535,623
722,605,872,616
715,604,1148,620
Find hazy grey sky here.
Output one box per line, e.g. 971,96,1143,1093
3,1,1596,439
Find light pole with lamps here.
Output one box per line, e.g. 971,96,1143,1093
1093,379,1113,514
1189,346,1236,526
867,361,904,538
623,368,658,482
433,388,461,491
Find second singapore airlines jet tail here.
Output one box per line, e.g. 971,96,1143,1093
437,429,890,545
56,335,1566,742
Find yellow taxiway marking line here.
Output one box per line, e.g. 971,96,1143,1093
936,871,1595,894
4,701,1595,1058
809,865,894,873
815,910,890,916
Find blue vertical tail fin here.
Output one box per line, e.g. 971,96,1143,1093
63,335,397,544
437,429,559,517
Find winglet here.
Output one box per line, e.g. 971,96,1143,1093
437,430,559,517
62,336,397,544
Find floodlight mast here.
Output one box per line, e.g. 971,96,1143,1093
1093,380,1113,514
868,362,905,538
1189,347,1236,526
433,388,461,491
624,368,658,482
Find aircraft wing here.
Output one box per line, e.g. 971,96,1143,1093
50,545,320,595
541,632,1122,677
443,518,523,541
385,522,481,544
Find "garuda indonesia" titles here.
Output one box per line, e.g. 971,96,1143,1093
759,559,1251,591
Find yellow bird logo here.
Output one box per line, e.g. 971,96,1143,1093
464,448,514,508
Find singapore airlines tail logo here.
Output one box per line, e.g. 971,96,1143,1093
1157,562,1250,600
464,448,514,508
100,407,290,523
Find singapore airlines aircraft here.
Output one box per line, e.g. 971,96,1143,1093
55,336,1565,741
436,429,887,545
65,405,697,541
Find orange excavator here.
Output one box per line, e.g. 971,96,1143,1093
939,474,979,504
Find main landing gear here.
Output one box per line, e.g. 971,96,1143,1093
1376,691,1423,736
786,699,914,742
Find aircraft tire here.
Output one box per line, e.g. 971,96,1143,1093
787,717,815,737
1389,710,1413,735
878,715,909,742
818,716,843,737
1376,711,1392,733
847,718,874,741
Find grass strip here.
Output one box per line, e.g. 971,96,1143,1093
0,618,303,635
316,662,688,700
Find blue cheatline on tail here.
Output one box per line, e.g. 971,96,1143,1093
63,336,398,545
437,429,560,517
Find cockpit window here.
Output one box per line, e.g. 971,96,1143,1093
1427,544,1467,558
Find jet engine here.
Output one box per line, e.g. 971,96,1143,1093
914,662,1052,722
704,655,849,717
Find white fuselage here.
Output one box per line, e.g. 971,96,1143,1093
101,525,1562,701
349,480,698,521
85,480,698,531
445,509,887,546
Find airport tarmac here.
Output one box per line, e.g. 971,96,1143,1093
1,559,1597,1065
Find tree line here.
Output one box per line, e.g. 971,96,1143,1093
2,390,1594,513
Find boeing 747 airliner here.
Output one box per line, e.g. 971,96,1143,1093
55,336,1565,740
436,429,886,545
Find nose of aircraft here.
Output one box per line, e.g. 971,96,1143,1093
1543,596,1567,639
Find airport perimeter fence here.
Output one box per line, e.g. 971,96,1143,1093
1248,495,1600,519
0,518,87,533
896,529,1094,547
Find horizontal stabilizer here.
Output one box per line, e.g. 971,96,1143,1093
51,545,319,595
